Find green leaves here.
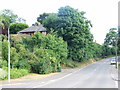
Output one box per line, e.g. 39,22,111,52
104,28,117,46
37,6,96,62
2,40,8,61
10,23,29,34
21,32,67,73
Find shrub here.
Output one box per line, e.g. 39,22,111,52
2,40,8,61
33,48,52,74
16,60,31,70
0,60,7,68
22,32,68,74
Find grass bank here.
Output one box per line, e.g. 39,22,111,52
61,57,103,69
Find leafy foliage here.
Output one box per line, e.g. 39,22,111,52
1,32,67,74
104,28,117,46
0,9,26,24
2,40,8,61
0,9,26,35
22,32,67,73
10,23,29,34
37,6,93,61
1,6,117,79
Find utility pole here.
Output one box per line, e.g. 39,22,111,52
115,29,118,69
8,27,10,82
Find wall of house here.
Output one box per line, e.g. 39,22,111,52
20,31,47,36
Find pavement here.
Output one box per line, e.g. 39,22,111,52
118,66,120,90
110,65,119,81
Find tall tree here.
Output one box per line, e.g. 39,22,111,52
0,9,26,35
37,13,51,25
0,14,10,35
103,28,117,56
104,28,117,46
0,9,18,23
37,6,93,61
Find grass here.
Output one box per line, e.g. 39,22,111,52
61,58,97,69
61,56,109,69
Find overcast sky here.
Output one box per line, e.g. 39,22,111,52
0,0,119,44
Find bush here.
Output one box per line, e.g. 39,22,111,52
1,33,68,75
16,60,31,70
2,40,8,61
33,48,53,74
0,60,7,68
22,32,68,74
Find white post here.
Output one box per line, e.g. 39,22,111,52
115,29,118,69
8,27,10,82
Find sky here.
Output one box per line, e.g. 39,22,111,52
0,0,119,44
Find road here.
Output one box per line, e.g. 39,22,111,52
1,57,118,88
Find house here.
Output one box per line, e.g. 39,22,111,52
18,23,47,35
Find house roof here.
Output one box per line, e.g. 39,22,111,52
18,25,46,33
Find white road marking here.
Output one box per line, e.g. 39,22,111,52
33,62,99,88
33,73,73,88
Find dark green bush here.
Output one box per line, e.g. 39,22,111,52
22,32,67,74
2,40,8,61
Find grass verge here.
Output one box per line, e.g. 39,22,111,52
0,67,29,80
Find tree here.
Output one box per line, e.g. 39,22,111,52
0,9,26,35
0,9,18,23
101,44,112,57
0,9,25,24
42,13,59,31
0,14,10,35
103,28,118,56
37,13,51,25
9,23,29,34
37,6,93,61
104,28,117,46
